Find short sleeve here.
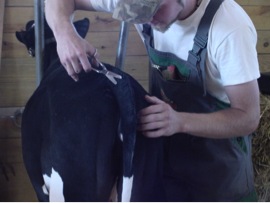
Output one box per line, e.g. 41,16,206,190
90,0,118,13
215,25,260,86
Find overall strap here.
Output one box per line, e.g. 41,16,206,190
188,0,224,95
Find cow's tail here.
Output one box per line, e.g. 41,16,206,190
109,71,136,202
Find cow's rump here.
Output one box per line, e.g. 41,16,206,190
18,18,165,202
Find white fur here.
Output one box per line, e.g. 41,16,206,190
121,176,133,202
43,168,65,202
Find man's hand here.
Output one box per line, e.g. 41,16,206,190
45,0,98,81
56,30,97,81
137,95,180,138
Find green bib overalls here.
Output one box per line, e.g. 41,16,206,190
142,0,257,201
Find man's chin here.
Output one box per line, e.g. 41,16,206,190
151,20,176,33
151,24,170,33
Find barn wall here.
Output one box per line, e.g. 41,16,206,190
0,0,269,201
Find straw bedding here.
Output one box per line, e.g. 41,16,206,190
252,94,270,201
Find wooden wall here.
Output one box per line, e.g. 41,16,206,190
0,0,269,201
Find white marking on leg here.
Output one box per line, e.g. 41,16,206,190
42,168,65,202
42,184,49,195
50,168,65,202
121,176,133,202
42,173,50,196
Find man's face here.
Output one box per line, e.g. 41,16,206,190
149,0,184,32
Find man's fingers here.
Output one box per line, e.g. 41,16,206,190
139,111,165,124
63,61,79,82
87,48,99,67
79,55,92,72
60,46,99,81
145,95,164,104
71,60,82,74
138,102,165,117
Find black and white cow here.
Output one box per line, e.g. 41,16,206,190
16,18,165,201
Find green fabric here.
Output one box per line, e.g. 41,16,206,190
238,189,258,202
148,48,190,78
215,99,230,109
232,137,248,154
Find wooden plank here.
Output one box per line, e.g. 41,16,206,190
3,7,134,33
4,8,120,33
0,138,23,162
6,0,270,7
4,28,270,59
258,54,270,72
0,0,5,67
0,118,21,138
0,136,37,201
3,7,34,34
0,58,36,106
242,6,270,30
6,0,33,7
0,162,37,201
5,0,270,7
2,30,147,58
5,6,270,33
236,0,270,6
0,107,23,138
3,28,269,59
257,31,270,54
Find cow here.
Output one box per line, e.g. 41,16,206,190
16,18,165,201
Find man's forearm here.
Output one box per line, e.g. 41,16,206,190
45,0,76,38
178,107,259,139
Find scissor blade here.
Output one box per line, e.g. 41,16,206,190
106,74,117,85
106,70,122,85
108,71,122,79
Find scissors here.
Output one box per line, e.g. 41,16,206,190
89,50,122,85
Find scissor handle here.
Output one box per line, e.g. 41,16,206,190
87,49,122,84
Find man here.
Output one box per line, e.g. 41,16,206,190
45,0,260,201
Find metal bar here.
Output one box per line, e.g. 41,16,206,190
115,22,130,70
0,0,6,68
34,0,45,85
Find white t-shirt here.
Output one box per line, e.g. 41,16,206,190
91,0,260,103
